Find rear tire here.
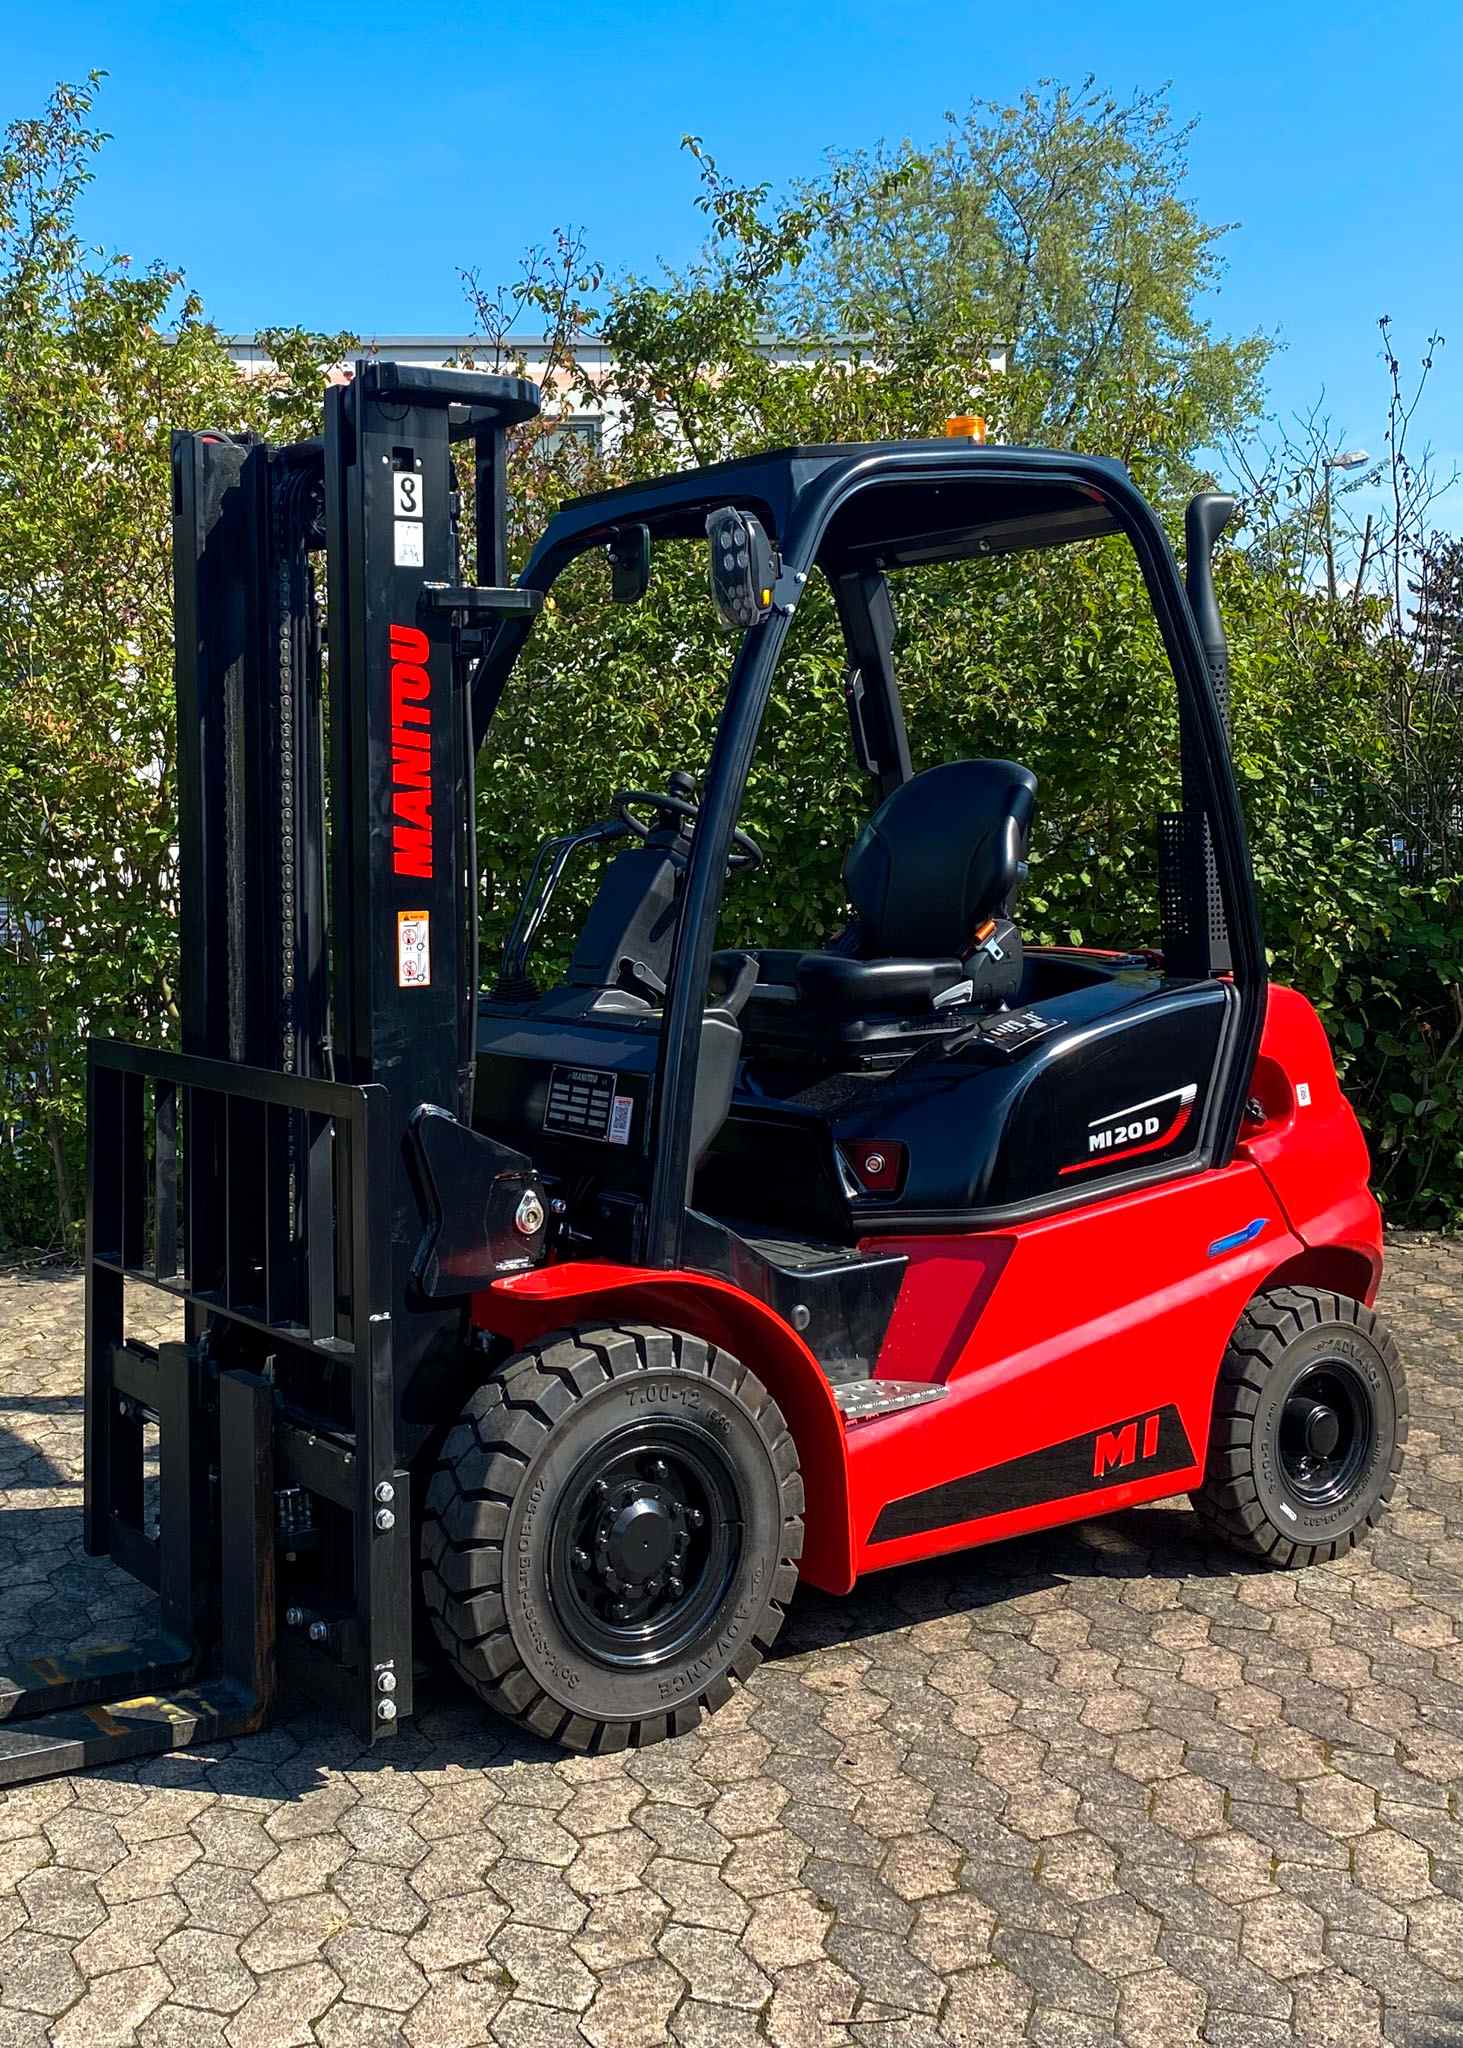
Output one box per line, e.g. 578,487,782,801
1192,1285,1407,1567
421,1324,803,1751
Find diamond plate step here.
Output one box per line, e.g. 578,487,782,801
833,1379,948,1424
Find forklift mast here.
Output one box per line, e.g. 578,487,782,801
177,363,540,1431
0,365,540,1785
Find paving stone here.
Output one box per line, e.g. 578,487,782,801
1240,1895,1326,1979
96,1832,202,1903
329,1860,429,1934
314,2005,409,2048
490,1922,596,2010
175,1864,269,1938
222,1959,342,2048
405,1896,507,1972
74,1894,189,1975
0,1930,85,2017
671,1998,767,2045
566,1825,653,1897
402,1975,503,2046
645,1854,749,1932
826,1922,945,2012
323,1928,429,2012
939,1960,1034,2044
1116,1964,1207,2046
154,1929,254,2014
1291,1966,1384,2047
255,1834,352,1901
4,1244,1463,2048
138,2004,232,2048
741,1891,833,1974
762,1955,859,2047
14,1863,105,1937
50,1963,171,2047
659,1923,770,2008
580,1956,684,2045
238,1894,351,1973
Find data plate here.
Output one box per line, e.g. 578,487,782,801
544,1065,619,1142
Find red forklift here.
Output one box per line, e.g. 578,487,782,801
0,363,1404,1778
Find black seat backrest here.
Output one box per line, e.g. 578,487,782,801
844,758,1037,960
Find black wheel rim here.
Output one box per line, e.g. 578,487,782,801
1277,1358,1373,1508
549,1419,745,1669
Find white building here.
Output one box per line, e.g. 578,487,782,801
225,334,1007,463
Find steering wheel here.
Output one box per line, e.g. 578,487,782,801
613,787,764,873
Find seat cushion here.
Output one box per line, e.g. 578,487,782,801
795,953,967,1014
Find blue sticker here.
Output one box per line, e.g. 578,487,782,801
1207,1217,1268,1258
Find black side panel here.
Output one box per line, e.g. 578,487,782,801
682,1211,906,1387
870,1402,1196,1543
986,984,1228,1206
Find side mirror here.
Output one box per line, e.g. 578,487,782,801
606,524,651,604
706,507,778,630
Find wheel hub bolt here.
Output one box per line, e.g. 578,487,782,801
652,1459,669,1479
573,1547,591,1570
688,1508,704,1528
667,1576,683,1598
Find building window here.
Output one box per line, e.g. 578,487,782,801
540,417,602,478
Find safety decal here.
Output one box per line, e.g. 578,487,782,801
396,910,430,988
392,462,425,567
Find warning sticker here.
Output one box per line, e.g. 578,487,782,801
392,471,424,520
397,910,430,987
608,1095,634,1146
393,522,424,568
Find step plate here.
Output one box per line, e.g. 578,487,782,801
834,1379,948,1425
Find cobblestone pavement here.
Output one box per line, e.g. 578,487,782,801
0,1241,1460,2048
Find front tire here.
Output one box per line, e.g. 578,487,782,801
421,1324,803,1751
1192,1285,1407,1567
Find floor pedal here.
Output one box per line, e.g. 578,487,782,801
833,1379,948,1424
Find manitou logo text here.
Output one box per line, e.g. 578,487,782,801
390,624,433,879
1093,1412,1162,1478
1060,1082,1198,1176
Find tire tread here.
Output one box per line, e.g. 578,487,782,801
1192,1284,1405,1568
422,1322,804,1752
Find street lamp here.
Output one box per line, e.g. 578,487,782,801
1323,448,1370,602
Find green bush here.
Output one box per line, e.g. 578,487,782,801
2,77,1458,1250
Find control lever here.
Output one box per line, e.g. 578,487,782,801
708,949,760,1019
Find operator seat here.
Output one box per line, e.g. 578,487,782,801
735,758,1037,1064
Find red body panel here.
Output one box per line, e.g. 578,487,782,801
1237,983,1383,1302
475,1262,855,1592
850,1160,1299,1574
471,983,1381,1598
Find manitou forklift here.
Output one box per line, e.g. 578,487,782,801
0,363,1405,1777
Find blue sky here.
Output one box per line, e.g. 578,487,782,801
7,2,1462,499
